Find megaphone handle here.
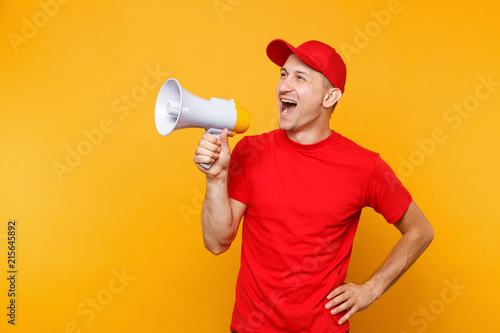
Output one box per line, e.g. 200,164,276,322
200,129,222,169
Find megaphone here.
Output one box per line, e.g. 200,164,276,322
155,78,251,169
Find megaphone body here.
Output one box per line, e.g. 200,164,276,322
155,78,251,168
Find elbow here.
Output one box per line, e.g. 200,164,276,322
425,224,435,247
204,241,231,255
207,246,228,255
406,220,434,251
203,228,236,255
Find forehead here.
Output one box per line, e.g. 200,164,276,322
282,54,319,76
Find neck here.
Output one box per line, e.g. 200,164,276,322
286,127,332,145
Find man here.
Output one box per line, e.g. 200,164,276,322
193,39,434,333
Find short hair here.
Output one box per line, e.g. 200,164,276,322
321,74,334,89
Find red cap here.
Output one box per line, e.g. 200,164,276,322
266,39,347,93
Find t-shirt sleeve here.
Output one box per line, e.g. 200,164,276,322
228,138,249,205
366,156,412,223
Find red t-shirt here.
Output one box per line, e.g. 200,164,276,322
227,129,412,333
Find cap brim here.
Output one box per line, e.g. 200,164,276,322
266,39,295,67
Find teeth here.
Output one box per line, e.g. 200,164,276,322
281,99,296,114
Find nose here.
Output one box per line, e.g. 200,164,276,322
278,75,293,94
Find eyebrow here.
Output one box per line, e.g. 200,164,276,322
281,68,311,77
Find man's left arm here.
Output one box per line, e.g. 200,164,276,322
325,200,434,325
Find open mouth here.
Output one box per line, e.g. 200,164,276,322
280,98,297,116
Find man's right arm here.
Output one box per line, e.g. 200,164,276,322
194,129,247,254
202,180,246,254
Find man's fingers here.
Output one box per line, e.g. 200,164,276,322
201,131,220,143
198,136,221,152
194,155,216,166
338,307,357,326
328,295,356,325
330,292,358,313
194,146,219,162
327,292,348,308
195,140,221,156
194,134,222,169
325,283,355,314
326,291,350,313
194,129,231,174
326,284,347,301
325,282,375,325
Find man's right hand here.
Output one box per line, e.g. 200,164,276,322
193,128,231,178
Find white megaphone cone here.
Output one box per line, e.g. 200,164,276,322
155,78,251,168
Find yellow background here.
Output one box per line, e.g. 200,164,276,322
1,0,498,332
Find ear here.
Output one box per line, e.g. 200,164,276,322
322,88,342,109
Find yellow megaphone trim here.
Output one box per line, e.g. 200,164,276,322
232,101,252,134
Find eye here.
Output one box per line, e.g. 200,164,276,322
296,74,307,82
280,71,287,79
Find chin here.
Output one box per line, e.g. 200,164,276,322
278,119,292,131
279,115,301,130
